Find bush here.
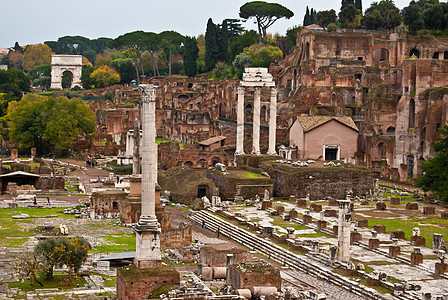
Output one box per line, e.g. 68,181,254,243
211,62,229,80
113,164,133,175
104,91,113,100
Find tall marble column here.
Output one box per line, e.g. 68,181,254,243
252,87,261,155
236,86,245,155
267,87,277,155
337,200,351,263
134,84,161,269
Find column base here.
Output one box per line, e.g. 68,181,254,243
267,151,277,155
235,151,245,156
251,150,261,155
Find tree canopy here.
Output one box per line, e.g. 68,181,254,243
239,1,294,43
22,44,54,71
0,68,31,116
6,94,96,154
183,36,199,78
362,0,401,30
417,125,448,202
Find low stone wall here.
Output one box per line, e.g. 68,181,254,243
161,225,192,249
200,246,247,267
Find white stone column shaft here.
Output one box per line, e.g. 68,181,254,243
252,87,261,155
236,86,245,155
267,87,277,155
337,200,351,263
140,85,158,224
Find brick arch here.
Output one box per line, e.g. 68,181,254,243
197,158,208,168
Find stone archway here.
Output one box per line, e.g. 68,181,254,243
50,55,82,90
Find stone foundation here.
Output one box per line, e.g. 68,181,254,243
390,197,400,205
411,236,426,247
228,260,281,291
391,230,405,240
369,238,380,250
423,206,435,215
316,220,327,230
375,202,386,210
328,198,338,206
200,247,247,267
325,209,337,217
276,206,285,214
303,215,313,225
296,199,308,208
350,232,362,244
406,202,419,210
310,204,322,212
116,264,180,300
262,200,272,210
372,225,386,234
332,225,338,236
411,253,423,266
357,219,368,228
435,262,448,275
389,245,401,257
442,211,448,220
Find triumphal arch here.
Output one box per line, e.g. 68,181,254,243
50,55,82,90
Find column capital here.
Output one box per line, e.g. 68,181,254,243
139,84,158,102
254,86,261,94
270,87,278,95
238,86,245,95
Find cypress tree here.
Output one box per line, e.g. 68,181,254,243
303,6,310,26
355,0,362,11
205,18,220,72
183,36,199,78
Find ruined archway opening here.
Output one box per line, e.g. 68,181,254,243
61,70,73,90
197,185,209,198
386,126,395,136
375,48,389,65
410,48,420,58
444,51,448,60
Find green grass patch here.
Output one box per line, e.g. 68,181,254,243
9,274,86,291
297,231,333,238
28,163,40,167
5,237,29,247
156,137,185,149
4,164,11,169
244,171,263,178
93,234,136,253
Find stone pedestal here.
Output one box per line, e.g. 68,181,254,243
441,212,448,220
423,206,435,215
372,225,386,234
435,262,448,275
296,199,308,208
276,206,285,215
332,225,338,236
129,176,142,197
376,202,386,210
411,252,423,266
303,214,313,225
389,245,401,257
289,210,298,219
337,200,352,263
116,264,180,300
390,197,400,205
30,147,37,158
411,235,426,247
316,220,327,230
310,204,322,212
10,149,18,160
357,219,368,228
328,198,338,206
350,232,362,244
262,200,272,210
325,209,337,217
391,230,405,240
134,226,162,269
369,238,380,250
406,202,419,210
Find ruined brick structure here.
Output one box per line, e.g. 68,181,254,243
273,26,448,182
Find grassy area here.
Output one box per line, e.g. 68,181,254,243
368,217,448,246
92,233,136,253
296,231,333,238
244,171,264,178
8,273,86,291
156,137,185,150
5,237,30,247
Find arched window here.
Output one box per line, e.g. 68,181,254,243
410,48,420,58
409,99,415,129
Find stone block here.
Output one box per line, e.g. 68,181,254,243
303,214,313,225
357,219,368,228
406,202,418,210
228,260,281,291
30,147,37,158
350,232,362,244
423,206,435,215
316,220,327,230
410,253,423,266
344,269,358,276
441,211,448,220
361,200,369,205
10,149,18,160
328,198,338,206
389,245,401,257
325,209,337,218
369,238,380,250
332,225,338,236
410,236,426,247
375,202,387,210
372,225,386,234
309,204,322,212
389,197,400,205
390,230,405,240
200,246,247,267
276,206,285,215
262,200,272,210
289,210,298,219
116,264,180,300
435,262,448,275
296,199,308,208
366,277,380,286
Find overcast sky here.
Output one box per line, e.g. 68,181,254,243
0,0,412,48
